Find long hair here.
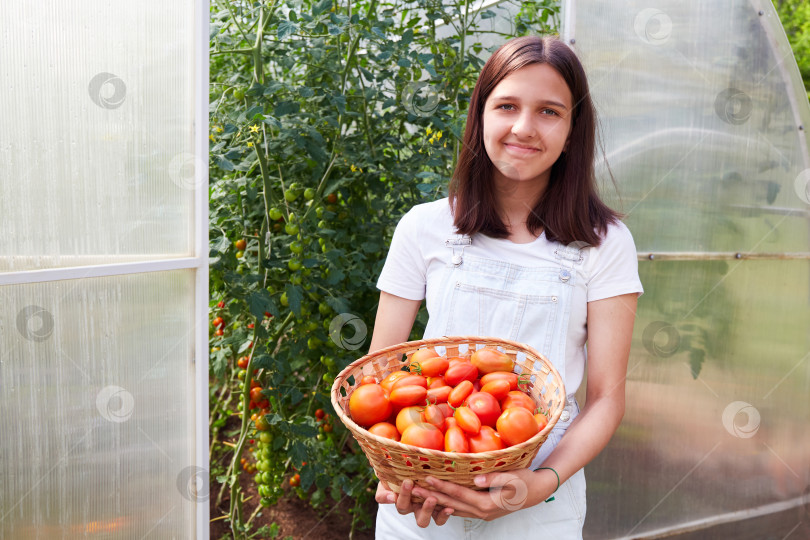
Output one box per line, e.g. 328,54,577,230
448,35,620,246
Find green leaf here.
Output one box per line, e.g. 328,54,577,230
210,235,230,254
325,296,350,313
252,354,273,370
274,101,300,117
284,284,303,315
278,20,298,40
312,0,332,16
248,291,277,320
213,155,235,171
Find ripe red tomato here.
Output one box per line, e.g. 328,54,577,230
250,387,264,402
369,422,400,442
454,406,481,434
426,385,452,404
401,423,444,450
479,371,518,391
215,328,224,336
447,380,474,408
535,412,549,432
436,402,454,418
326,192,338,204
389,385,428,407
497,407,539,447
212,317,224,328
391,374,427,391
289,473,300,487
501,391,536,412
348,384,392,427
381,371,410,393
235,238,247,251
444,420,470,453
468,425,505,452
465,391,501,428
237,356,249,370
395,406,424,435
480,379,510,401
315,409,325,420
426,376,446,388
408,348,439,371
422,404,446,432
410,354,449,378
359,375,377,385
444,362,478,387
470,348,514,374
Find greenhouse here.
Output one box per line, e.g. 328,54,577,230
1,0,808,538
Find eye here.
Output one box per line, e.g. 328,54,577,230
496,103,516,111
541,108,559,116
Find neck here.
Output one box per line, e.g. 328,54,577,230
493,174,548,232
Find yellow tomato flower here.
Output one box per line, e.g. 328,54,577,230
216,126,223,133
436,130,442,140
247,142,254,147
209,134,215,141
249,124,260,133
425,126,433,136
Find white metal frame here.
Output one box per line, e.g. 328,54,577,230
196,0,211,537
0,1,210,537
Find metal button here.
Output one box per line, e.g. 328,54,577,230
560,269,571,282
560,410,570,422
552,296,558,303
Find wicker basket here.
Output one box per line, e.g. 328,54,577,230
330,336,566,497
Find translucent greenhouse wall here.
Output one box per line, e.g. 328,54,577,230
0,2,210,538
563,0,810,538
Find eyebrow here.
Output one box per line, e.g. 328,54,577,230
491,95,570,110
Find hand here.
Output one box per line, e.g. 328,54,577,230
409,468,556,521
375,479,455,527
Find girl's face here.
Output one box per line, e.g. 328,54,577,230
482,63,573,189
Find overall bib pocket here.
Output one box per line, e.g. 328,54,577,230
444,281,559,353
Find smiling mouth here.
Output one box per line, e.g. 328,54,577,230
504,143,539,153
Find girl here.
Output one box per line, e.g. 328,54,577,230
369,35,643,539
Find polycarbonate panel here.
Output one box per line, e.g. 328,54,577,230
0,1,199,272
568,0,810,253
583,260,810,538
565,0,810,537
0,270,198,538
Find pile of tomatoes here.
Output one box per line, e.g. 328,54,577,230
347,348,549,453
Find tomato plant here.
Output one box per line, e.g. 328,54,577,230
207,0,559,536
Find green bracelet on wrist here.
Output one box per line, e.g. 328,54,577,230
534,466,560,503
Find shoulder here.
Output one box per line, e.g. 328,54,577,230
596,219,637,252
585,219,643,299
396,197,454,231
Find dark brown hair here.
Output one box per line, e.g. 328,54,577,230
448,35,620,246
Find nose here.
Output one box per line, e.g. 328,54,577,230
510,111,536,139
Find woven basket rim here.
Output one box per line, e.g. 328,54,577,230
330,335,566,460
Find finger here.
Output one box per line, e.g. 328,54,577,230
375,481,395,504
396,479,415,515
432,506,454,526
414,496,438,528
412,477,484,516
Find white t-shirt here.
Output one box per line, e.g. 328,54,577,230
376,197,644,394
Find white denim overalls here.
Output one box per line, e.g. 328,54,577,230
376,234,587,540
